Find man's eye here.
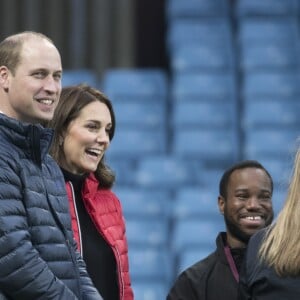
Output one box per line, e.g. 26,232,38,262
34,71,45,77
54,73,62,80
261,195,271,201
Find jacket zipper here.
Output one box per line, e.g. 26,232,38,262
69,182,84,255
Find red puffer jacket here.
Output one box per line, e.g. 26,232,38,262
66,173,134,300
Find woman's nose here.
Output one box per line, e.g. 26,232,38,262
96,130,110,144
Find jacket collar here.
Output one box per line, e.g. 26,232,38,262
0,113,54,164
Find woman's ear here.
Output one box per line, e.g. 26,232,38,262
59,135,64,146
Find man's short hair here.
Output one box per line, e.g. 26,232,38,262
0,31,54,75
219,160,273,199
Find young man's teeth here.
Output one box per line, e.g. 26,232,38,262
246,216,261,220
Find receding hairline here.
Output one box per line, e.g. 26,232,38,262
4,31,54,46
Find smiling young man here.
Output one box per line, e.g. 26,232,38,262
167,160,274,300
0,31,102,299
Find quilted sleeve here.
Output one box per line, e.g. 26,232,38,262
0,158,77,299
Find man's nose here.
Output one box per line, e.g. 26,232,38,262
44,76,60,93
246,197,260,209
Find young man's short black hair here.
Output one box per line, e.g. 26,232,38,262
219,160,273,198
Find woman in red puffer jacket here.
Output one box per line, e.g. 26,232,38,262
48,84,134,300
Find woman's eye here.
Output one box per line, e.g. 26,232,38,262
87,124,98,130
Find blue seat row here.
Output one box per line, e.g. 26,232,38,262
166,18,233,54
166,0,230,20
235,0,300,17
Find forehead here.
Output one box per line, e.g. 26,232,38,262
19,37,62,70
229,167,271,189
76,101,112,122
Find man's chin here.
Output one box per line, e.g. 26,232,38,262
225,221,252,244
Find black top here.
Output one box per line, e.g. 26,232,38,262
231,248,245,274
62,169,119,300
167,232,242,300
239,228,300,300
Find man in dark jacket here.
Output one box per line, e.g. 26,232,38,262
0,31,102,299
167,160,274,300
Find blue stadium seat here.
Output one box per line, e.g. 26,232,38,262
170,42,235,73
172,187,220,221
101,68,168,103
126,218,169,248
238,18,299,45
242,70,300,98
128,247,172,284
62,69,98,87
131,282,168,300
243,97,300,129
113,187,171,219
172,100,237,129
166,19,233,52
171,72,237,102
106,128,167,159
243,128,299,159
107,158,136,185
166,0,230,20
113,101,166,128
172,219,224,253
133,155,202,188
236,0,299,17
240,41,300,71
172,128,239,163
102,69,168,159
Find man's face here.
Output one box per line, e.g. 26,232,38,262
0,37,62,123
218,167,274,248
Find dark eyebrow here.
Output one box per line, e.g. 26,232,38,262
235,189,249,193
31,68,47,73
87,120,112,127
260,189,272,194
31,68,62,74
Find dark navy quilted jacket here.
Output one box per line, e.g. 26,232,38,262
0,114,102,300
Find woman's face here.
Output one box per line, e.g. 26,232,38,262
60,100,112,175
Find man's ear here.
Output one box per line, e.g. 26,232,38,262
0,66,10,90
218,195,225,215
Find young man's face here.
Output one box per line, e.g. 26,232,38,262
218,167,274,248
1,37,62,124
